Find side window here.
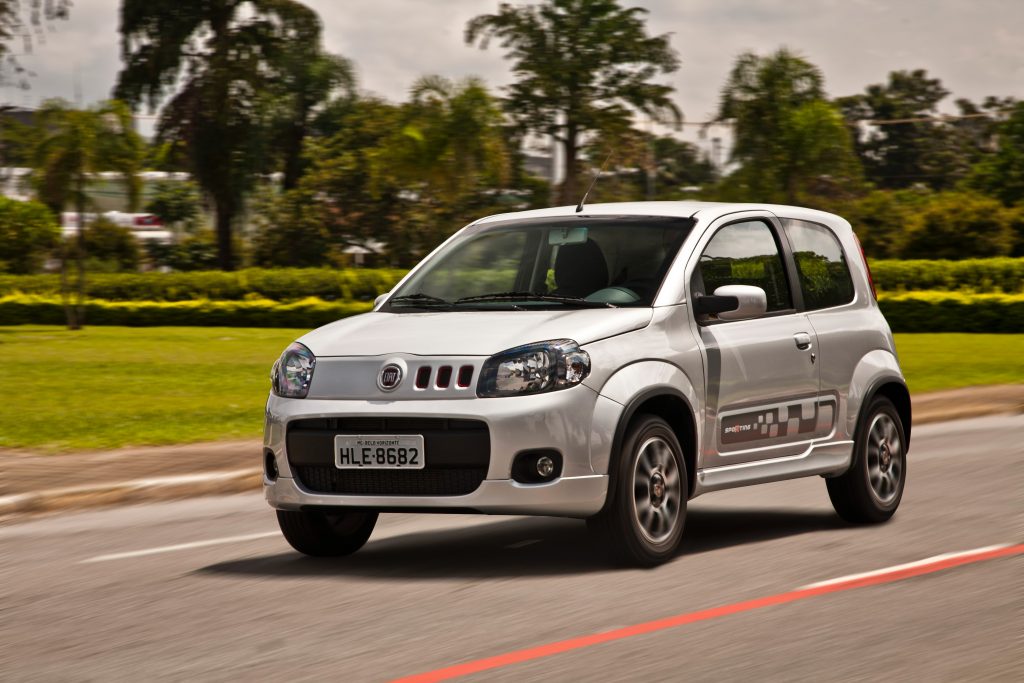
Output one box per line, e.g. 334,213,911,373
697,221,792,312
783,219,855,310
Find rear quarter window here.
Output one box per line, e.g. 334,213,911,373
782,219,855,310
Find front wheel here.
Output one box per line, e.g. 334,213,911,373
827,396,907,523
277,508,378,557
588,414,687,566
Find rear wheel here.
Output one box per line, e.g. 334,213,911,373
588,414,687,566
827,396,907,523
277,508,378,557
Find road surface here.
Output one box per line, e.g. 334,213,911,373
2,415,1021,681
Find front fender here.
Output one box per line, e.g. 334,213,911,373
589,360,703,474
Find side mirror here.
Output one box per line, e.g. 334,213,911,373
374,292,390,309
693,285,767,321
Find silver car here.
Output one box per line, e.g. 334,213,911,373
263,201,911,566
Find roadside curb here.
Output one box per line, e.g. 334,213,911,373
0,468,262,522
3,389,1022,523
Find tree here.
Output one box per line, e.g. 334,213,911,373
838,69,962,190
466,0,680,204
31,99,143,328
83,216,141,272
968,101,1024,207
145,180,203,236
273,49,356,190
0,0,71,84
900,193,1014,260
0,195,59,273
116,0,327,270
715,49,860,204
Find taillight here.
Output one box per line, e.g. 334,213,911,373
853,233,877,300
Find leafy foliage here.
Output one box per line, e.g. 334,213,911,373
968,101,1024,207
900,193,1015,260
82,217,141,273
466,0,680,203
0,195,59,273
715,49,860,203
839,69,963,190
870,258,1024,293
0,267,406,302
116,0,333,270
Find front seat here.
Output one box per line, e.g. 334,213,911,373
554,239,608,298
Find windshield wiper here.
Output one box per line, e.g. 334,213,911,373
387,293,453,309
455,292,616,308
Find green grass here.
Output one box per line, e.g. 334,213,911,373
0,325,301,452
893,333,1024,393
1,326,1021,452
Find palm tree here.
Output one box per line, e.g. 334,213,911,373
466,0,680,204
32,99,142,329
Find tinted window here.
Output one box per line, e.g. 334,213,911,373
697,221,792,312
783,219,855,310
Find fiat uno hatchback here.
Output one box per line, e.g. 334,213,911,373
263,201,911,566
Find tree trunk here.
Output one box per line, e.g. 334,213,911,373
559,126,580,206
59,239,78,330
70,186,87,330
215,199,235,271
282,119,306,191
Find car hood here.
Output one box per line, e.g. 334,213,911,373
298,308,653,357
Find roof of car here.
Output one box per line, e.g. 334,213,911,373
474,201,848,230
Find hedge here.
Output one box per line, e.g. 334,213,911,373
0,295,372,328
1,292,1022,332
876,291,1024,333
869,258,1024,293
1,260,1022,301
0,267,408,302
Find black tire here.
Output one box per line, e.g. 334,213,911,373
827,396,907,523
588,414,687,567
277,508,378,557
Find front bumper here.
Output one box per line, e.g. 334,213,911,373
265,473,608,517
263,384,617,518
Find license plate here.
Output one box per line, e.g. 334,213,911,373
334,435,425,470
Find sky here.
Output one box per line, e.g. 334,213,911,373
3,0,1022,158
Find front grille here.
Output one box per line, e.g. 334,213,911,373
293,466,486,496
286,417,490,496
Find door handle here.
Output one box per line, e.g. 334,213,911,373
794,332,813,350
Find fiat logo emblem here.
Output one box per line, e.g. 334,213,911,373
378,363,403,391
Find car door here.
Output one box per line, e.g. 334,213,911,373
687,214,823,467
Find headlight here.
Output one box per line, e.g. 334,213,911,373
477,339,590,398
271,342,316,398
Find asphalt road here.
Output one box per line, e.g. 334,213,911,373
2,415,1021,682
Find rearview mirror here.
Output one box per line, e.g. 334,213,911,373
374,292,390,309
693,285,767,321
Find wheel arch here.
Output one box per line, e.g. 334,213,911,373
864,378,912,448
605,386,699,509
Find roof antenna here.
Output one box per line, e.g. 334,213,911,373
576,152,613,213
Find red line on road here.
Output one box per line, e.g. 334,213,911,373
390,544,1023,683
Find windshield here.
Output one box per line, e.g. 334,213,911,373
385,216,694,312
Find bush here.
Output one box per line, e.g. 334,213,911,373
0,295,373,327
878,291,1024,333
83,217,141,272
0,196,60,274
899,192,1015,259
870,258,1024,293
0,267,407,302
0,291,1021,332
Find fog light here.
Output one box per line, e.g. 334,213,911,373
536,455,555,478
264,451,279,482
